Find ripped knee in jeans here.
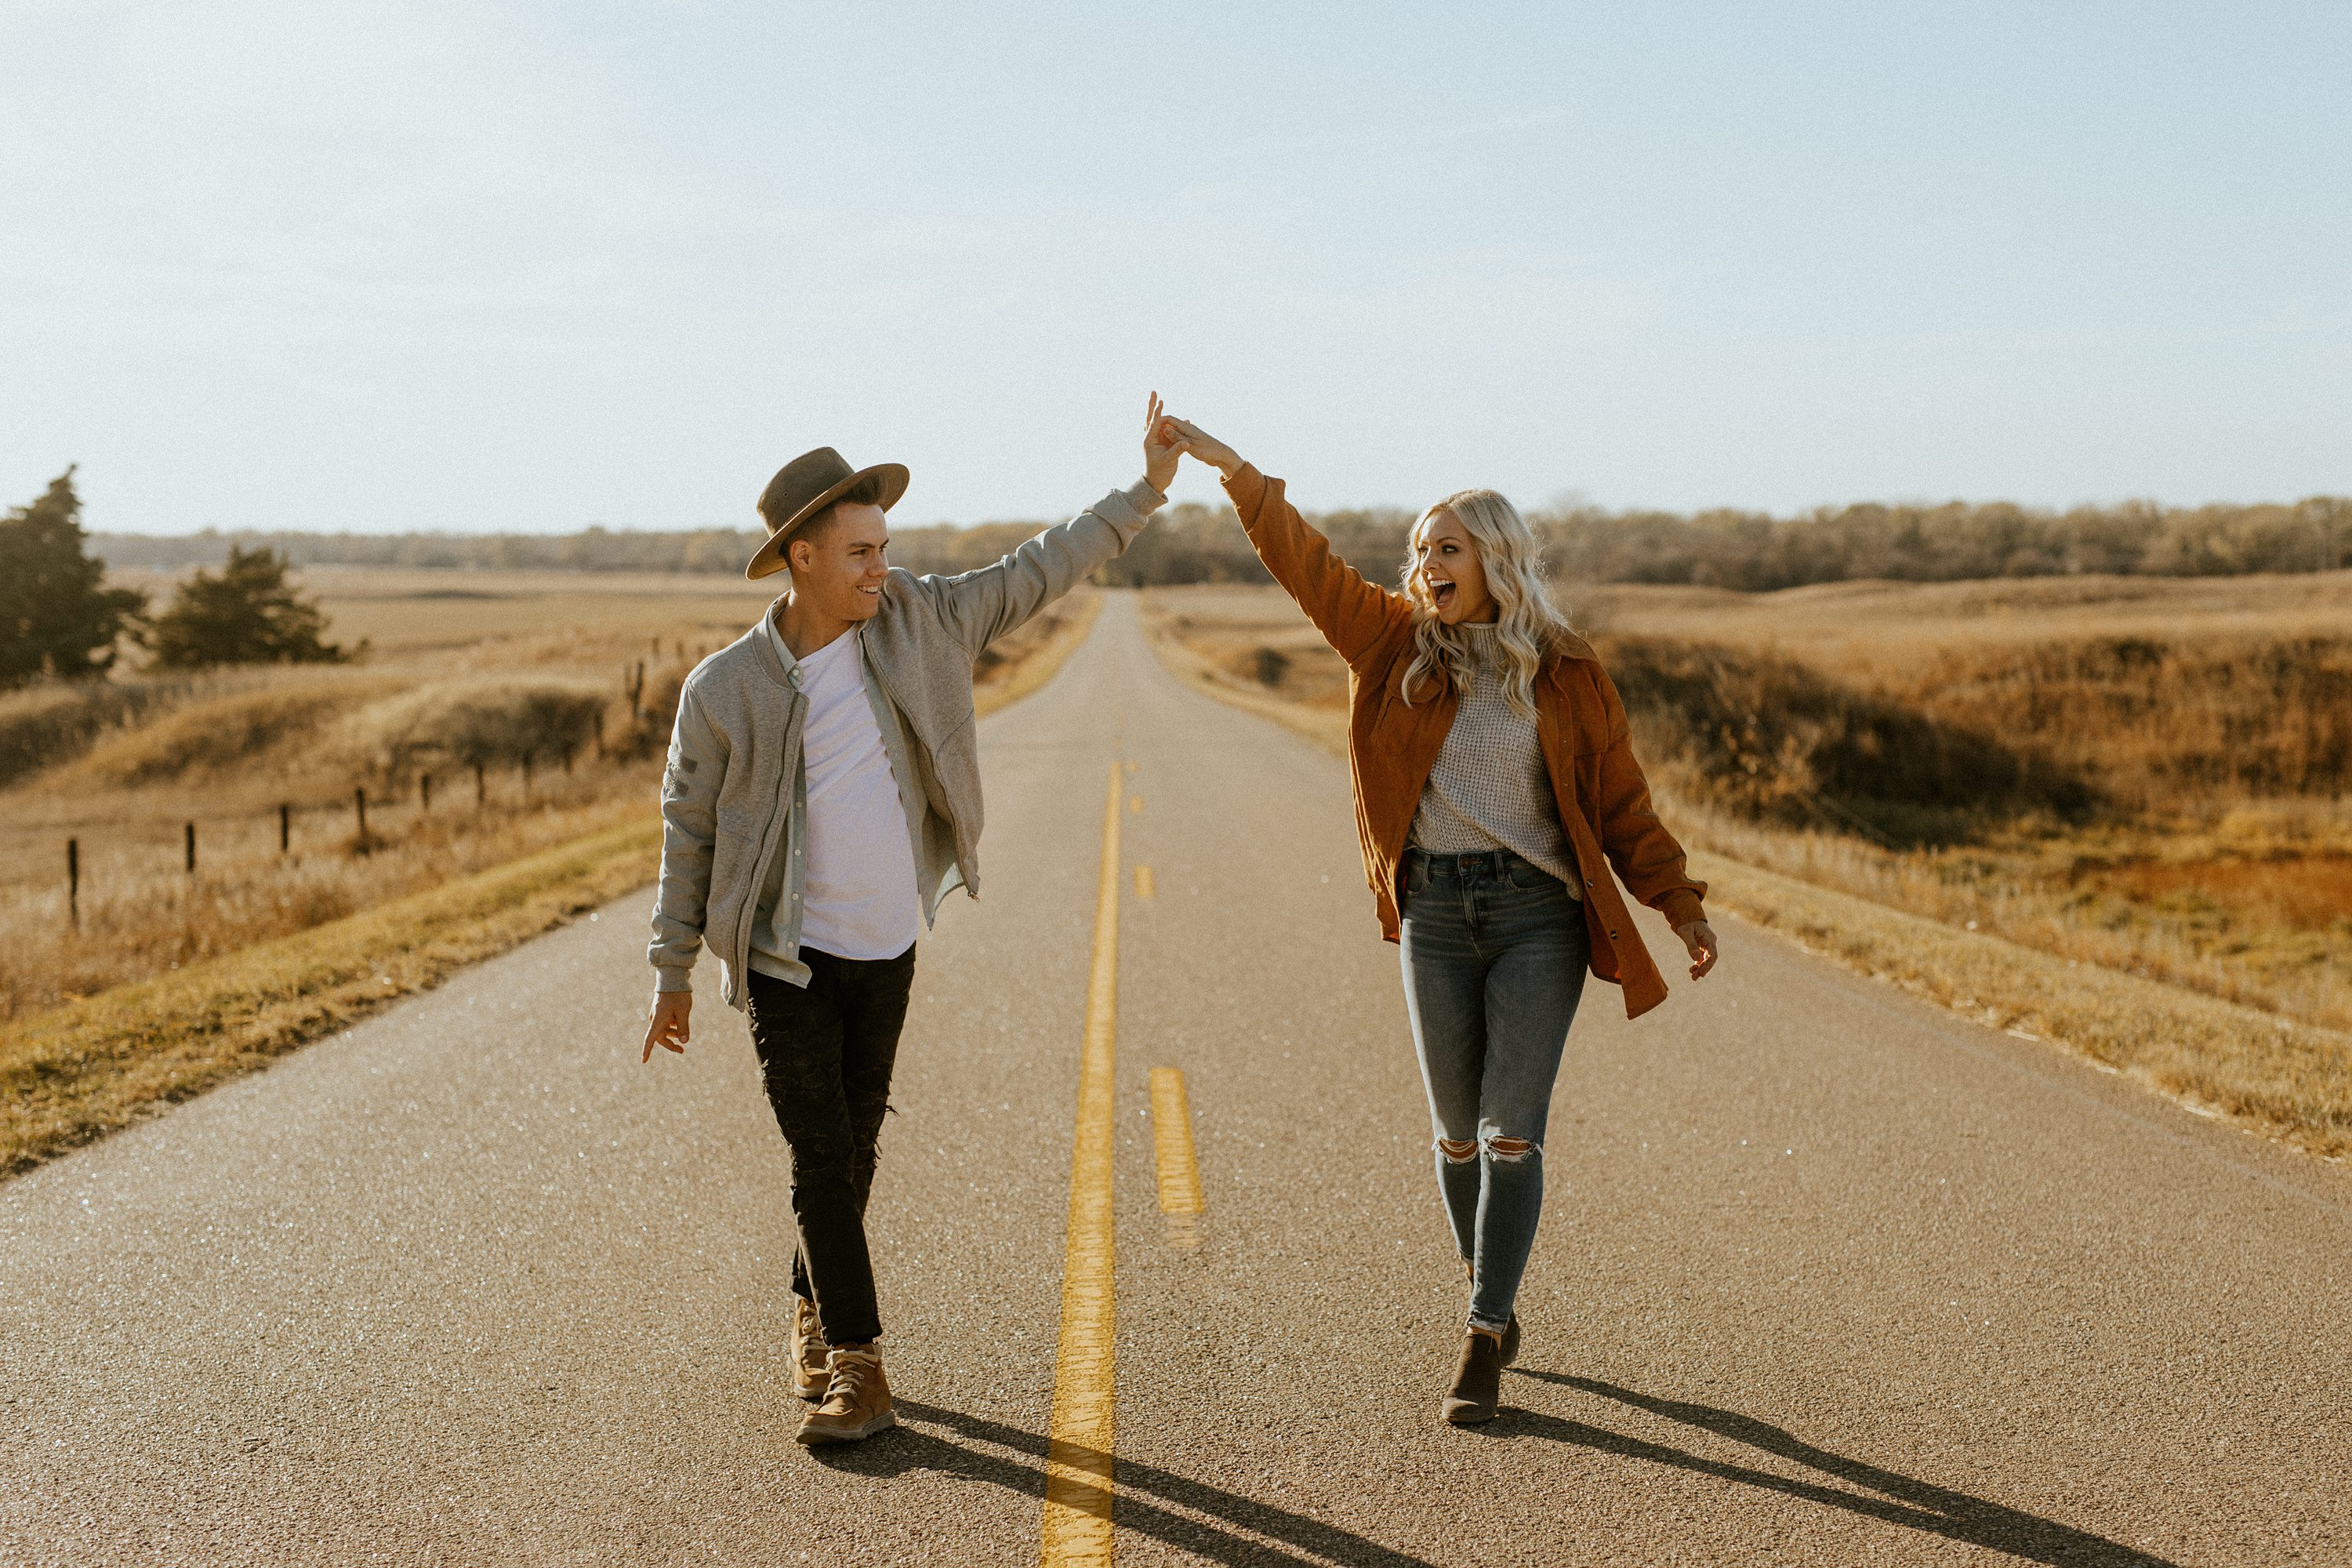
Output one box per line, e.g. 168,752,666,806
1486,1134,1537,1162
1436,1137,1479,1164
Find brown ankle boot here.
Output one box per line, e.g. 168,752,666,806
1457,1261,1523,1368
789,1297,829,1402
796,1345,895,1446
1443,1330,1505,1425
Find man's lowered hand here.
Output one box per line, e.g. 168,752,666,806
642,991,691,1062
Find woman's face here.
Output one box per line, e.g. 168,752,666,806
1412,511,1496,625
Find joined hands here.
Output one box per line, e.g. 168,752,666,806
1152,412,1244,480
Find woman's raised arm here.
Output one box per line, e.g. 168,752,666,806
1167,417,1408,666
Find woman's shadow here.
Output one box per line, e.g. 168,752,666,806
798,1377,2173,1567
1500,1369,2177,1566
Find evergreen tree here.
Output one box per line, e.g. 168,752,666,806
0,467,148,689
149,545,355,668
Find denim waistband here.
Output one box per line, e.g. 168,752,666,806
1403,846,1538,880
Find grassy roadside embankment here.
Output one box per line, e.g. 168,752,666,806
1,818,659,1177
0,583,1102,1179
1139,584,2352,1163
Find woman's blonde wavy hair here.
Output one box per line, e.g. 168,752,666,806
1398,488,1570,720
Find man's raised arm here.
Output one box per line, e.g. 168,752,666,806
928,392,1187,654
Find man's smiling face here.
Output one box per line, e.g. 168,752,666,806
789,501,891,623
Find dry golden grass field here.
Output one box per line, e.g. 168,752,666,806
0,570,1097,1174
1143,574,2352,1160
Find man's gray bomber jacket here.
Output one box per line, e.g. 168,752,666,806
648,480,1164,1010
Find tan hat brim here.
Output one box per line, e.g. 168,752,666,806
744,463,910,580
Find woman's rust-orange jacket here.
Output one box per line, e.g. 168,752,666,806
1227,465,1707,1020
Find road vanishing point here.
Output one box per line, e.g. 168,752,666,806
5,594,2348,1566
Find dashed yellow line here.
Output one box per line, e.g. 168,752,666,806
1040,762,1123,1566
1134,864,1155,900
1127,795,1143,815
1148,1069,1203,1217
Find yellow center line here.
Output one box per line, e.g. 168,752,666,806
1040,762,1123,1566
1148,1068,1203,1217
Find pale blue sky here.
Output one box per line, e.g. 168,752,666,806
4,2,2347,535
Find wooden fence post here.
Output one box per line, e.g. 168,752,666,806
355,786,368,850
67,838,79,927
421,772,434,812
280,803,292,853
475,761,487,808
185,822,196,875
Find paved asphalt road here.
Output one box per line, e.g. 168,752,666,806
5,593,2350,1566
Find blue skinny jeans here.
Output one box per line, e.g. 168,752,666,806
1398,847,1589,1333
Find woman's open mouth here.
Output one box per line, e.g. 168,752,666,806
1431,582,1456,610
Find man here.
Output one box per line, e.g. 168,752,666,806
641,394,1187,1446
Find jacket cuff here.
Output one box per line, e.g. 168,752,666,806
1222,463,1266,520
1091,483,1160,538
1658,891,1706,930
652,964,695,994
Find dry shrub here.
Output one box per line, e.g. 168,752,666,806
56,677,399,789
344,678,608,779
1149,614,1351,713
0,684,155,787
0,674,241,787
1595,635,2095,842
1883,634,2352,810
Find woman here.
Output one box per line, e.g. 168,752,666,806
1166,417,1719,1425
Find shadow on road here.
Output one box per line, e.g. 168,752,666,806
1507,1370,2178,1566
808,1399,1439,1567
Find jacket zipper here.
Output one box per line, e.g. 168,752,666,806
735,722,800,1000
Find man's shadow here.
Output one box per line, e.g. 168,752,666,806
799,1382,2173,1567
1501,1370,2176,1567
814,1399,1438,1567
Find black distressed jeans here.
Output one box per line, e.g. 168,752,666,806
745,944,916,1348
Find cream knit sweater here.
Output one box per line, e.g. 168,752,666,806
1406,624,1581,896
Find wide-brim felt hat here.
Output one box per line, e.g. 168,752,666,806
744,446,910,580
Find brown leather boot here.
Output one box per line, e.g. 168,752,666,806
795,1345,895,1446
789,1297,829,1402
1443,1330,1506,1425
1457,1261,1522,1367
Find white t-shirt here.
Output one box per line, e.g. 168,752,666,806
793,631,923,961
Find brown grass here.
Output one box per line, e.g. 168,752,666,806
56,673,405,789
1693,851,2352,1160
0,818,661,1177
1139,581,2352,1160
0,786,659,1022
1674,804,2352,1035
